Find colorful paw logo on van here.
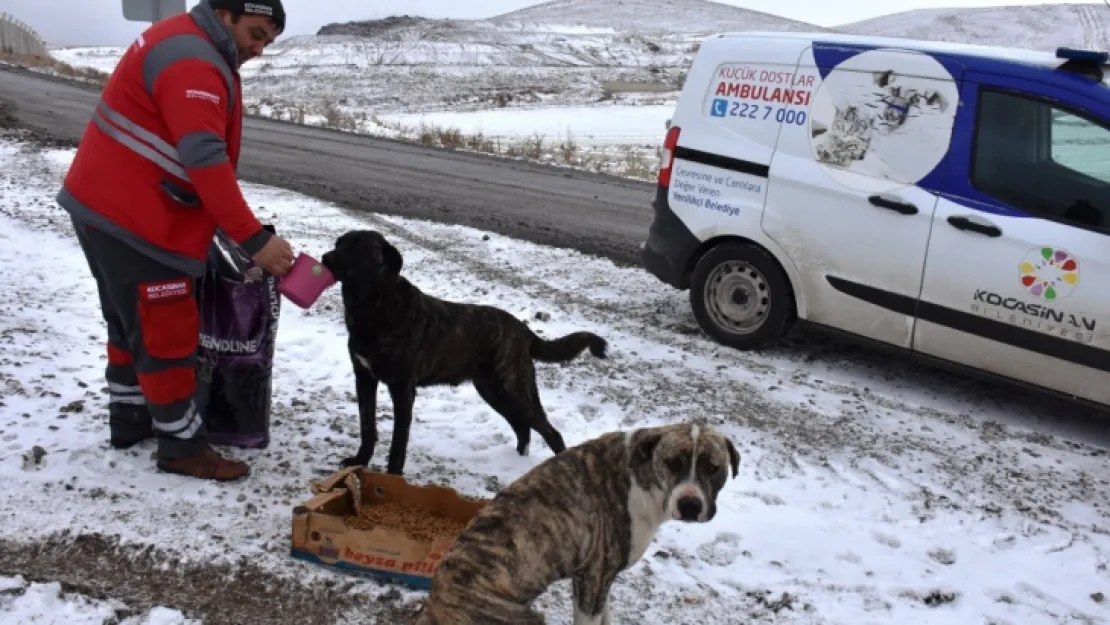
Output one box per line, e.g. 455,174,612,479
1019,247,1079,301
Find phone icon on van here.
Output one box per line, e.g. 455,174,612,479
711,98,728,117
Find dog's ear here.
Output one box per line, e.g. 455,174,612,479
630,429,663,468
381,240,403,276
725,439,740,479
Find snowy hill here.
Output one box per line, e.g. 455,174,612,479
232,20,692,129
836,3,1110,51
58,0,804,117
250,0,824,116
488,0,825,34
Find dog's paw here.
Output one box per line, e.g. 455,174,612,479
590,336,609,359
516,442,530,457
339,455,369,469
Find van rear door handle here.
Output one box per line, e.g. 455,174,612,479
868,195,918,215
947,215,1002,237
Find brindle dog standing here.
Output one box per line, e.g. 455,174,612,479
414,422,741,625
320,230,608,475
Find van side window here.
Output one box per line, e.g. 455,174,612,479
971,89,1110,235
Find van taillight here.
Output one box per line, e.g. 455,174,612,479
657,125,681,187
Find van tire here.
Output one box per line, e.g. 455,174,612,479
689,241,795,350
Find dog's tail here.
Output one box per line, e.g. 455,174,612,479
530,331,608,362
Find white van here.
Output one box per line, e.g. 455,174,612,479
641,32,1110,409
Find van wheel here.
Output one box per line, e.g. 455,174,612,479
689,242,795,350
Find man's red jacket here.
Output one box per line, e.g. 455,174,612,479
57,2,271,276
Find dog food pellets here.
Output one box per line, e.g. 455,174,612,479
344,502,470,543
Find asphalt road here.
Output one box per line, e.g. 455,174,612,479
0,65,657,265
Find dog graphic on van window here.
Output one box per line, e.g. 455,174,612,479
812,69,950,168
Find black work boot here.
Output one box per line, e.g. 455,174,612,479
109,403,155,449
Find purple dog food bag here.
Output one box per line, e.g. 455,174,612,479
194,225,282,448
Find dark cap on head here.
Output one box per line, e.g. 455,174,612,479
207,0,285,32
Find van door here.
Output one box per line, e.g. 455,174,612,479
762,44,965,348
913,74,1110,406
664,36,813,247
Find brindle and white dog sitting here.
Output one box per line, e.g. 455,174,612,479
414,422,741,625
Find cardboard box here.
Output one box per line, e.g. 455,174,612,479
290,466,488,590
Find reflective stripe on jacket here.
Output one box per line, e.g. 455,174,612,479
57,2,271,276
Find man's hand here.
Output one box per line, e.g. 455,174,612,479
252,235,295,277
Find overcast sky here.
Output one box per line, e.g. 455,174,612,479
0,0,1100,47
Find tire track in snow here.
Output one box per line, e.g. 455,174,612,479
1088,4,1110,51
1075,5,1103,51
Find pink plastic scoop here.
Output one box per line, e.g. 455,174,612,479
277,252,336,309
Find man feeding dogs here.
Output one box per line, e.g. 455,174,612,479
415,422,742,625
56,0,295,481
320,230,609,476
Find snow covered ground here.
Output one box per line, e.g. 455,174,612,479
3,123,1110,623
0,576,197,625
376,102,671,149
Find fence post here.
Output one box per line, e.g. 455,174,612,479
0,12,48,57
